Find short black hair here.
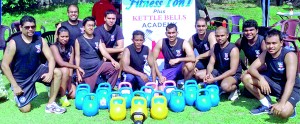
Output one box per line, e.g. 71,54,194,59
67,4,79,13
265,29,283,42
195,17,207,25
57,26,69,36
105,9,117,17
166,23,177,31
20,15,36,26
243,19,258,30
82,16,95,26
132,30,145,39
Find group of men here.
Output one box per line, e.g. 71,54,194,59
1,3,299,119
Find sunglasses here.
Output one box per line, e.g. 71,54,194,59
23,26,36,30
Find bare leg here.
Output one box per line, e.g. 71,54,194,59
48,68,62,104
277,101,294,119
19,103,31,113
59,67,69,96
183,62,194,80
195,69,207,81
220,76,237,92
241,74,265,99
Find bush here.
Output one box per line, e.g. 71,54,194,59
2,0,40,15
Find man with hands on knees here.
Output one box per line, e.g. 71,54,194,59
195,27,242,101
1,15,66,114
121,30,156,90
242,29,300,119
153,23,195,88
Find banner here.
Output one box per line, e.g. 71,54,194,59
122,0,196,48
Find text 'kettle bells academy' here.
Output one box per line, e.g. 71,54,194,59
132,14,186,28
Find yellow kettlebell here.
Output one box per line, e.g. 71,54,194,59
109,92,126,121
131,91,148,120
150,91,168,120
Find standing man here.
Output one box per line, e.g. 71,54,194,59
153,23,195,85
94,9,124,62
188,17,216,74
92,0,117,26
122,30,156,90
242,29,299,118
195,27,242,101
1,15,66,113
56,4,83,46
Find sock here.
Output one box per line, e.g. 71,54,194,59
259,97,271,108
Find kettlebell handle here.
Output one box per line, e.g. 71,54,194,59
171,89,184,96
131,112,147,123
118,82,132,89
163,80,176,86
184,80,197,86
133,91,146,97
97,82,111,90
198,89,210,96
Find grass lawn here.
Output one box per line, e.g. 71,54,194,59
1,2,300,124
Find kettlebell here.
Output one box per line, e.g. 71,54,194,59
195,89,211,112
119,87,133,109
82,93,99,116
150,91,168,120
131,91,148,118
145,82,158,91
141,86,154,108
118,82,132,89
160,80,176,91
131,112,146,124
169,89,185,112
96,87,111,109
184,84,198,106
184,80,197,86
164,86,177,103
206,85,220,107
109,92,126,121
75,84,90,110
97,82,112,91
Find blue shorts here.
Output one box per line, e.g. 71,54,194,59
12,64,50,108
263,75,300,108
195,60,209,70
124,73,153,90
161,62,184,81
211,69,241,85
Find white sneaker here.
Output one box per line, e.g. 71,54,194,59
228,89,239,101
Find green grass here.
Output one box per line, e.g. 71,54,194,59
1,2,300,124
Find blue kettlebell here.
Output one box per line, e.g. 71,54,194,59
195,89,211,112
141,86,154,108
83,93,99,116
97,82,112,91
164,86,177,103
96,87,111,109
184,80,197,86
205,85,220,107
119,87,133,109
169,89,185,112
75,84,90,110
184,82,198,106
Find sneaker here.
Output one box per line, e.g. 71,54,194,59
60,96,71,107
290,109,297,118
250,105,270,115
45,102,66,114
228,89,239,101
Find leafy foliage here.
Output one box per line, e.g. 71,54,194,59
2,0,40,15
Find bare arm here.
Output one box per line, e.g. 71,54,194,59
177,40,195,62
99,40,118,62
121,48,144,76
74,39,82,78
54,23,62,40
104,39,124,54
214,47,240,81
280,52,298,104
42,38,55,75
147,48,157,82
1,40,18,88
248,51,267,79
206,47,216,75
261,39,267,51
235,38,242,50
153,39,163,78
50,45,78,69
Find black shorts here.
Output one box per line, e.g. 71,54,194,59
212,69,241,85
263,75,300,108
12,64,50,108
195,60,208,70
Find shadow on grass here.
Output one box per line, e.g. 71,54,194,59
265,115,289,123
31,92,49,110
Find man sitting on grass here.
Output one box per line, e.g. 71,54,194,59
242,29,300,119
195,27,242,101
121,30,156,90
1,15,66,114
